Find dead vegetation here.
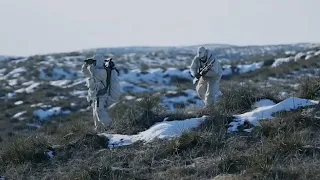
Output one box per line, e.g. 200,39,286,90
1,49,320,179
1,101,320,180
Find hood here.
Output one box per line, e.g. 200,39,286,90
93,54,105,68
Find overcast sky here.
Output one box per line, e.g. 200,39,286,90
0,0,319,56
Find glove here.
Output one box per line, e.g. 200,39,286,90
195,73,201,79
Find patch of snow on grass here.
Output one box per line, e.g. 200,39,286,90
47,151,55,159
164,68,192,80
294,52,306,61
49,80,72,87
0,68,6,75
15,82,41,93
22,80,35,86
70,90,87,98
305,55,313,60
33,107,71,121
6,67,27,77
228,97,318,132
52,96,67,101
101,116,207,148
27,123,41,128
30,103,44,107
151,85,177,91
237,62,264,73
8,79,18,86
120,68,191,85
6,92,16,99
13,111,27,118
222,65,232,76
271,57,294,67
14,101,24,105
124,95,135,100
40,68,75,80
65,79,86,88
252,99,276,108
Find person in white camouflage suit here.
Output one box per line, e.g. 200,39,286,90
82,54,121,131
190,46,223,107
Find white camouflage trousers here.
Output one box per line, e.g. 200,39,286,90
91,96,113,130
196,77,221,106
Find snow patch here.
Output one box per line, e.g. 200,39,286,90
40,68,75,80
8,79,18,86
13,58,29,63
7,92,16,99
70,90,87,98
294,52,306,61
236,62,264,73
124,95,135,100
161,89,221,111
228,97,318,132
14,101,24,105
30,103,44,107
65,79,86,88
222,65,232,76
151,85,177,91
285,51,296,55
52,96,67,101
101,116,206,148
164,68,192,80
119,68,191,85
47,151,54,159
12,111,27,119
305,55,313,60
15,82,40,93
22,80,35,86
33,107,71,120
271,57,294,67
5,67,27,77
252,99,276,108
0,68,6,74
27,123,41,128
49,80,72,87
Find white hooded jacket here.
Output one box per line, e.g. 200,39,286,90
190,49,223,80
81,54,121,104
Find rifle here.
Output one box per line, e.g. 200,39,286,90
193,58,216,85
84,58,96,65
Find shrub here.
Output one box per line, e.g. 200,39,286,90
263,59,275,67
0,135,50,166
298,76,320,99
110,95,164,134
218,82,279,113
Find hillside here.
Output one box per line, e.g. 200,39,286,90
0,43,320,180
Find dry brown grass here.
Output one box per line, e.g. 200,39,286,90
298,76,320,99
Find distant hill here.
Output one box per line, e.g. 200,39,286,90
82,43,320,60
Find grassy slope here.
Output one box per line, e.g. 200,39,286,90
1,80,320,180
1,50,320,179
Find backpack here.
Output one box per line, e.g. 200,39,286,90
96,58,119,96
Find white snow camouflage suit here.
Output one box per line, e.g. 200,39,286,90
190,47,223,106
81,54,121,130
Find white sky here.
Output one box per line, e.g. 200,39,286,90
0,0,319,56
